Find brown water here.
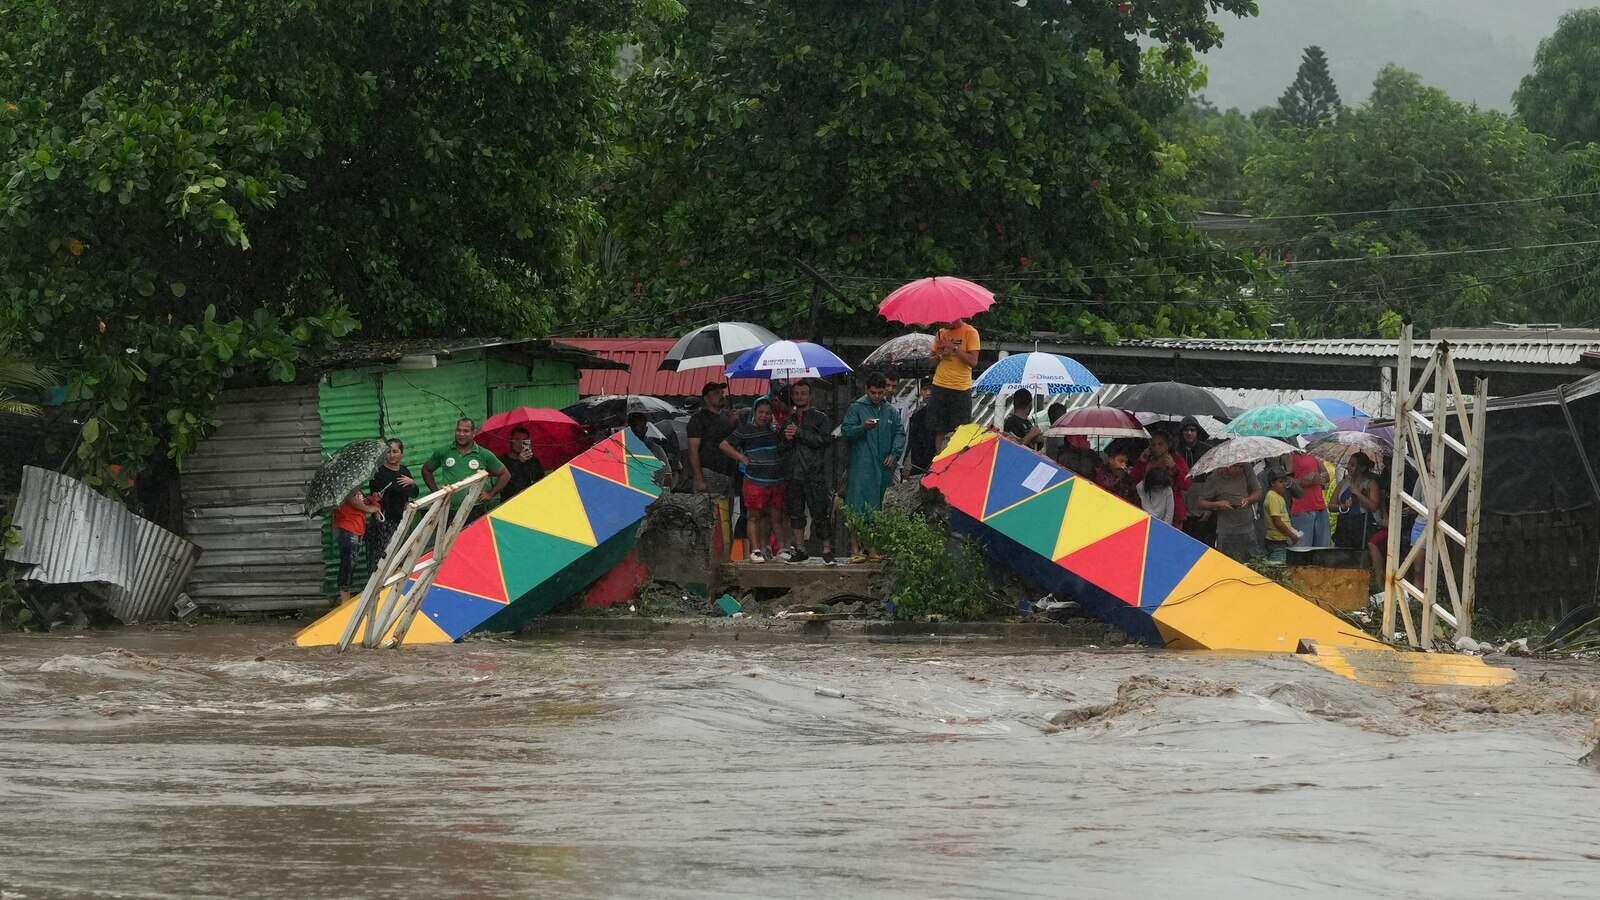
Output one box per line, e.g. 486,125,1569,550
2,626,1598,899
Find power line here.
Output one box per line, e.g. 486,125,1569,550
1231,191,1600,224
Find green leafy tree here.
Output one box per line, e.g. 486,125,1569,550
599,0,1272,344
0,355,53,418
1275,46,1342,130
0,0,641,501
1248,66,1598,335
1515,9,1600,147
1164,96,1267,210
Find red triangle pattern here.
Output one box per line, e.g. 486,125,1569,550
569,433,629,485
921,438,998,520
430,520,510,603
1058,519,1150,606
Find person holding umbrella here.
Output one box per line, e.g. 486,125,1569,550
777,380,836,565
930,317,980,451
497,426,547,501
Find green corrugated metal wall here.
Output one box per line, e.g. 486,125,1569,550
312,353,580,596
486,359,579,412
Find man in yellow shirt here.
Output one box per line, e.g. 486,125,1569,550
1263,467,1302,563
930,318,980,452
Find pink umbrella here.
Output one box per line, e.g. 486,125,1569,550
1045,407,1148,438
878,276,995,325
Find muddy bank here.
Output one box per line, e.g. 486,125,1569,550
1,626,1597,898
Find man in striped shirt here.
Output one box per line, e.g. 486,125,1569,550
720,397,789,562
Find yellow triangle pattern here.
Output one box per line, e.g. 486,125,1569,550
933,424,995,462
293,589,455,647
487,466,597,547
1052,479,1149,560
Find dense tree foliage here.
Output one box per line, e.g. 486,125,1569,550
1163,97,1266,210
1515,9,1600,148
1274,46,1342,130
0,0,642,495
1246,66,1600,335
598,0,1273,344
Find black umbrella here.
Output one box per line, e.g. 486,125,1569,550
561,395,684,432
1106,381,1233,420
660,322,779,372
305,439,386,516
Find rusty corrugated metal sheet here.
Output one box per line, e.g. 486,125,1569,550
7,466,199,623
183,384,325,612
561,338,769,397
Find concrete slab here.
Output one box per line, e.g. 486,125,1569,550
718,559,883,593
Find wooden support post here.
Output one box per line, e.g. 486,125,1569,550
1382,326,1412,640
1458,377,1487,640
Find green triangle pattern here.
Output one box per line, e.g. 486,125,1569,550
984,479,1074,560
490,517,593,601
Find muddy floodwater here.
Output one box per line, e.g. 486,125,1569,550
2,626,1599,898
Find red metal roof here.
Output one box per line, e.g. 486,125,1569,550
559,338,770,398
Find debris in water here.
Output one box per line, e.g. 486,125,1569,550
814,687,845,699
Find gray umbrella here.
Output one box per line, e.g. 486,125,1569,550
1107,381,1233,419
863,332,935,373
305,439,386,516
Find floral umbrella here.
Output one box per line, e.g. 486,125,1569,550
1189,436,1299,478
1223,404,1337,439
1305,431,1392,471
305,439,386,516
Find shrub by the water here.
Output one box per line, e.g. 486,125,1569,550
852,510,989,622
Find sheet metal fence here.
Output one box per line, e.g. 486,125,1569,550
6,466,199,623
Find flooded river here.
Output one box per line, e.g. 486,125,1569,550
2,625,1598,898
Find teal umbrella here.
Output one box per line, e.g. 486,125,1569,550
1222,404,1337,439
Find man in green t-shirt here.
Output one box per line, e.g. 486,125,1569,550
422,417,511,521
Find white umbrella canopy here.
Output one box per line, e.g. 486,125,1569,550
1189,436,1299,478
660,322,780,372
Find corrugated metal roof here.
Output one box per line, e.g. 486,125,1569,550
308,337,625,372
1081,337,1600,366
561,338,769,397
8,467,199,623
183,384,325,612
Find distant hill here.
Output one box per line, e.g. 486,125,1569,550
1197,0,1585,111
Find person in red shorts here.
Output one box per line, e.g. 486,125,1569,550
720,398,789,562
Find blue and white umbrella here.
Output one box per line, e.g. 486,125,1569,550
1296,398,1369,420
974,352,1101,395
725,340,852,380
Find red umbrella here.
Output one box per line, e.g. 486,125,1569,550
878,276,995,325
1045,407,1148,438
477,407,586,470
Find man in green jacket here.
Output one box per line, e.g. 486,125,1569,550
842,372,906,559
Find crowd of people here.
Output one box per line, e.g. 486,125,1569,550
326,309,1393,599
1021,410,1392,575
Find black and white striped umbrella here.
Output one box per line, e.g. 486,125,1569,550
659,322,780,372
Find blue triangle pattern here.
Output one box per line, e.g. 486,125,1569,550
572,467,656,544
1138,519,1211,611
983,439,1072,519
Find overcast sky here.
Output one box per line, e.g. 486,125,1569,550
1197,0,1588,112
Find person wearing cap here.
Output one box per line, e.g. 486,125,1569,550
1263,466,1303,563
687,381,738,493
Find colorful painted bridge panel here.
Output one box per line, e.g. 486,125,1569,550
923,426,1383,653
296,430,663,647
